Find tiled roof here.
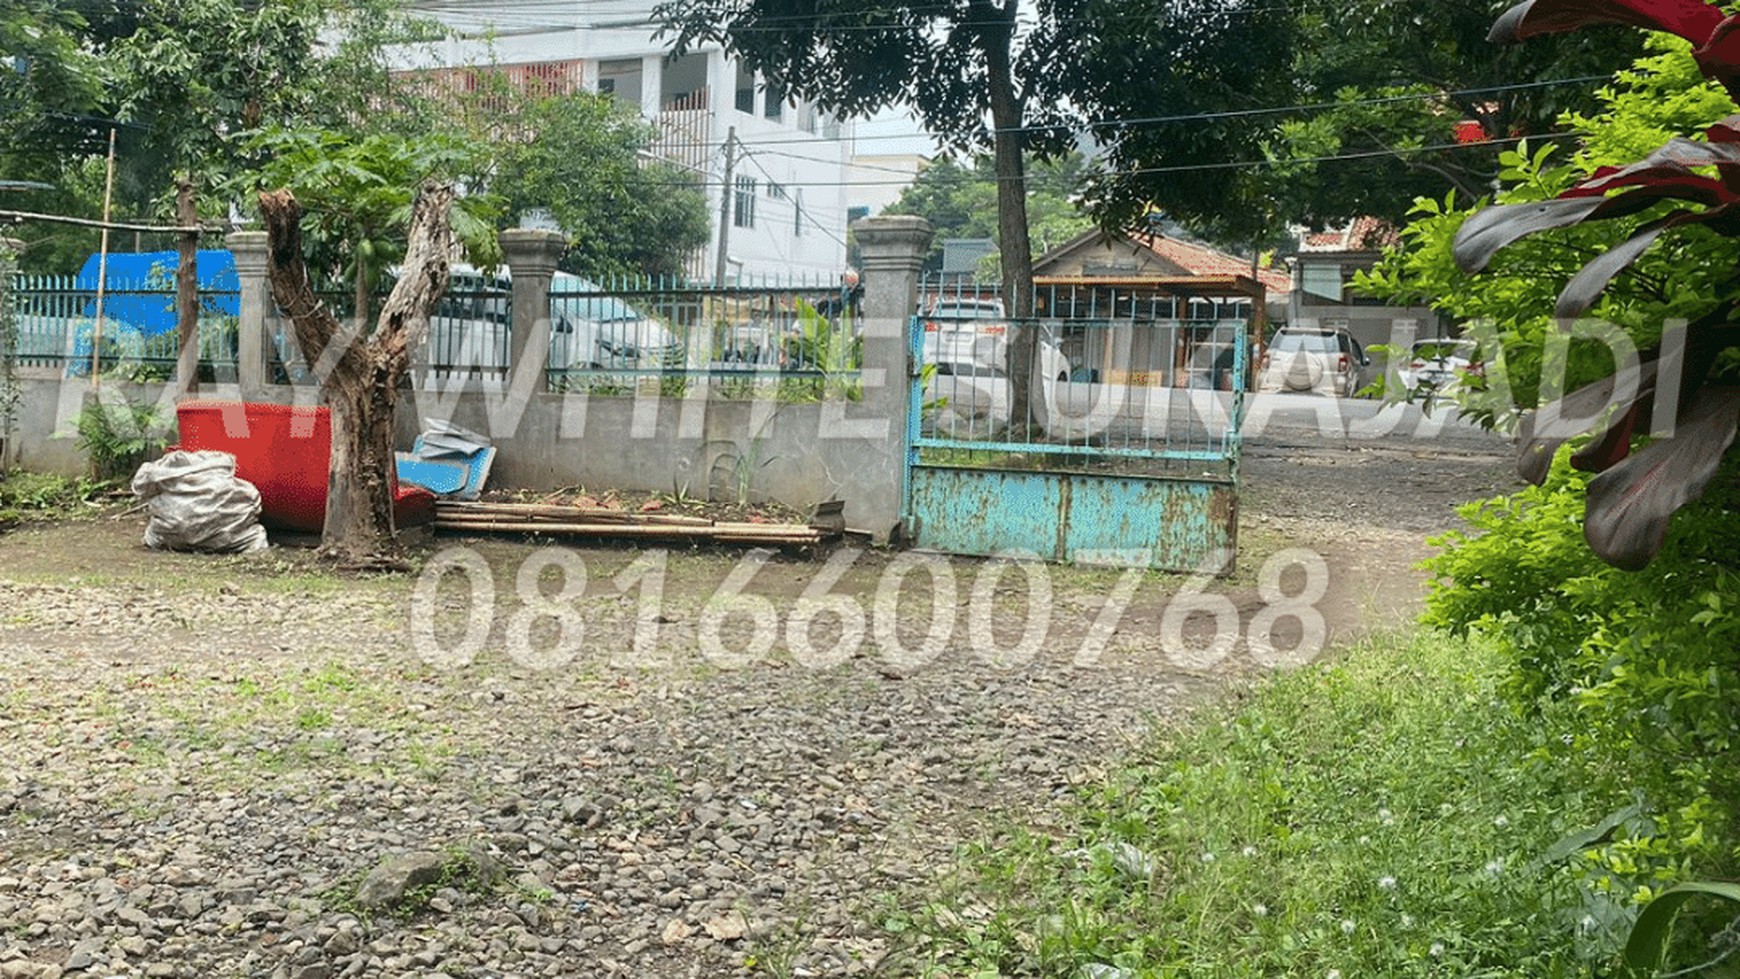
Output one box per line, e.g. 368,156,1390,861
1134,232,1292,294
1296,217,1400,254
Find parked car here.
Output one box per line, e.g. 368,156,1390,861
1257,325,1370,398
923,330,1073,435
1396,337,1478,395
920,296,1084,383
923,296,1012,369
423,265,680,377
548,274,683,373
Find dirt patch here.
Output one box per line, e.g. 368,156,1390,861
0,441,1519,977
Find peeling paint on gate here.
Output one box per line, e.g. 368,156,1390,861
902,284,1248,575
906,466,1237,573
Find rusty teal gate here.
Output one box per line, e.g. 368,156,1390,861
903,278,1251,573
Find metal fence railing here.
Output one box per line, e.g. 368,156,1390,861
8,269,869,401
9,274,240,380
911,278,1251,478
540,274,862,401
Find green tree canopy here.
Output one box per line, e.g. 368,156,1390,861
655,0,1080,321
490,93,711,280
1071,0,1644,243
885,153,1096,272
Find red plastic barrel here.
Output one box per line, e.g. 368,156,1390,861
175,400,434,532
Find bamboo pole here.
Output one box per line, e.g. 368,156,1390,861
432,501,714,526
90,128,117,389
0,209,208,234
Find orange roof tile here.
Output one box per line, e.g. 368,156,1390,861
1133,232,1291,294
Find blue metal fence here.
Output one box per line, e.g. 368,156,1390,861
9,274,240,379
903,277,1253,572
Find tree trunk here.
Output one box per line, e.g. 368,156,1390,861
259,182,456,570
975,0,1038,428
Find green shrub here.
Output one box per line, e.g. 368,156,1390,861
1425,449,1740,950
0,470,108,523
75,397,171,481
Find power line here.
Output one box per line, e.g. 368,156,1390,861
644,72,1609,154
736,145,850,250
599,129,1567,193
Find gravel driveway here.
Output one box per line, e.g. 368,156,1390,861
0,440,1516,979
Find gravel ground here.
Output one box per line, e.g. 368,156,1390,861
0,442,1517,979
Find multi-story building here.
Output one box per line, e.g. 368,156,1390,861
401,1,854,281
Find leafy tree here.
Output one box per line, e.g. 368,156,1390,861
655,0,1077,309
1265,0,1643,229
242,128,501,323
1068,0,1642,244
0,1,112,164
1058,0,1301,247
490,93,711,280
885,153,1096,272
102,0,328,202
654,0,1079,413
252,132,499,567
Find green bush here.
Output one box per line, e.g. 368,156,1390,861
75,397,171,482
904,631,1647,977
1426,450,1740,936
0,470,108,526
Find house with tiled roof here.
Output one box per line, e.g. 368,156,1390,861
1027,228,1283,389
1287,218,1445,350
1034,228,1291,297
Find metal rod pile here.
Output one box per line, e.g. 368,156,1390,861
432,501,835,546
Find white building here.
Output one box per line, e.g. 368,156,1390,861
401,1,854,281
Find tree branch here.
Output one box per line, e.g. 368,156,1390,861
373,181,457,379
259,188,353,384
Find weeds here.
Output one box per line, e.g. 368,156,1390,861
905,631,1641,977
75,396,170,480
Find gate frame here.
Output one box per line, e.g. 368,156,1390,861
902,274,1263,573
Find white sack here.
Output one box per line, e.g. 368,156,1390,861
132,450,270,553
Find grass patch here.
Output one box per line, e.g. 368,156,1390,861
0,470,109,525
899,630,1639,977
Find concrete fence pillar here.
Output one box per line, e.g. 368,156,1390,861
501,229,565,396
852,215,933,542
226,231,270,398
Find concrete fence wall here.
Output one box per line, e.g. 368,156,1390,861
5,217,936,541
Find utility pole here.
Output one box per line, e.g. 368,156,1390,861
714,126,737,288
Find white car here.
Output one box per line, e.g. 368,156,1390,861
923,296,1015,369
1257,326,1371,398
1396,337,1478,395
423,265,681,378
923,337,1072,436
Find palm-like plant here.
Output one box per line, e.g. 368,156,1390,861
1453,0,1740,569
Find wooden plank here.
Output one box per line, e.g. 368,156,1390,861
432,519,823,544
433,501,715,526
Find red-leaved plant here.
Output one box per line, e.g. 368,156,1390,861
1453,0,1740,569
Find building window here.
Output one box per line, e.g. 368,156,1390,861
763,86,784,122
735,63,755,114
766,181,786,200
733,176,757,228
